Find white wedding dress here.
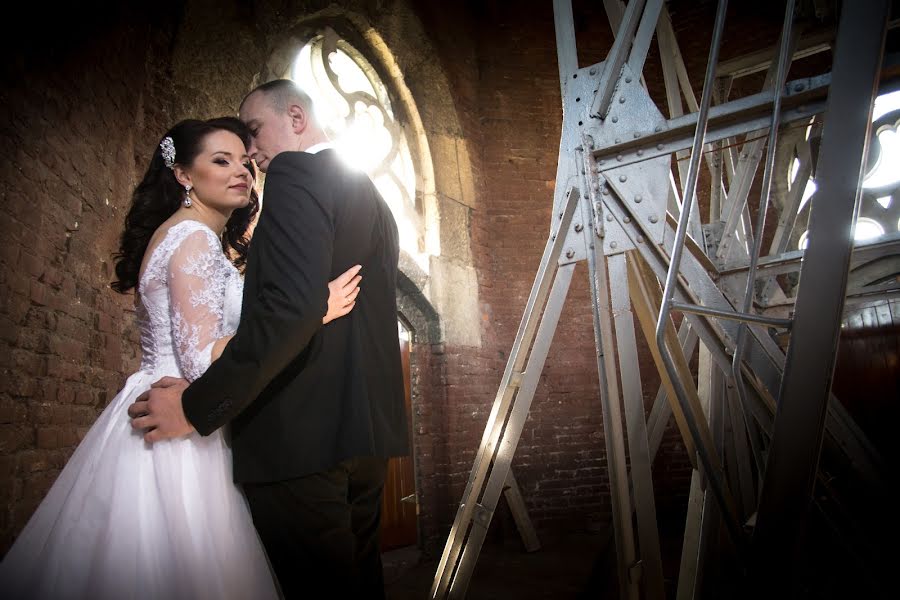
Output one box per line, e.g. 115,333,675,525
0,220,280,599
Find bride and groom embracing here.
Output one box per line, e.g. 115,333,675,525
0,79,409,599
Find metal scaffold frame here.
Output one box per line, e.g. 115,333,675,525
431,1,896,598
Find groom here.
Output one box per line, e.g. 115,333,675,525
128,79,408,598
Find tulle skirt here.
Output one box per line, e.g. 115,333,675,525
0,370,280,600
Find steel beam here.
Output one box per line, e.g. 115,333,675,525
751,0,891,590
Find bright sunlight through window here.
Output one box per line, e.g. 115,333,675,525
292,29,424,269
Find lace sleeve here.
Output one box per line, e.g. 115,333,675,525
167,228,228,382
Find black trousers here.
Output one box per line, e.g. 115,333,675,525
243,457,388,599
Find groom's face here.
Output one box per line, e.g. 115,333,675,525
240,92,294,173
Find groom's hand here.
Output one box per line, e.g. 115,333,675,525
128,377,195,443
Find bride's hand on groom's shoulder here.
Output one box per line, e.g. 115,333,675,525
128,377,194,443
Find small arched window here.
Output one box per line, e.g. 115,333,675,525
291,28,422,262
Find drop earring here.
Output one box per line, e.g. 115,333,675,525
183,184,193,208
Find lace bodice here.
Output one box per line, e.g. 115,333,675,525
136,220,243,381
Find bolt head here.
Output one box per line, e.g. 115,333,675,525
623,216,631,223
606,214,613,221
657,143,664,150
655,125,663,132
637,235,645,243
619,96,626,104
649,215,659,223
619,175,627,182
612,116,619,123
566,249,575,259
610,241,618,249
617,154,623,162
637,149,643,156
634,195,642,203
590,67,597,76
575,223,583,232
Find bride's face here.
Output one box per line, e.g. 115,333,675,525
184,131,254,212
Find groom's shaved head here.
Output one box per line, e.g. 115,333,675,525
239,78,330,171
240,79,315,117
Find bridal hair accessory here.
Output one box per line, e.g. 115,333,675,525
160,136,176,169
183,184,193,208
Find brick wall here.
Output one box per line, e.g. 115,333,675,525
0,3,180,551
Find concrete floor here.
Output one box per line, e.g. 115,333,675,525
382,531,628,600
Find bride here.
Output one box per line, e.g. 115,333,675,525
0,117,361,599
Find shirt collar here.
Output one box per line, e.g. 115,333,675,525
304,141,334,155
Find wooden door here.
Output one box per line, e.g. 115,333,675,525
380,324,417,550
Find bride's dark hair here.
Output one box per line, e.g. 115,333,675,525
111,117,259,293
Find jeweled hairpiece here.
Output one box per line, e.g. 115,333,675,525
160,136,176,169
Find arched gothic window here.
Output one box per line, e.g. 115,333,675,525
291,28,423,266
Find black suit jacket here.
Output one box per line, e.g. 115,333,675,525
182,149,409,483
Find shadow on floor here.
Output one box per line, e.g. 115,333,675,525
383,531,619,600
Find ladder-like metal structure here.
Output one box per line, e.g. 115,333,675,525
432,1,896,598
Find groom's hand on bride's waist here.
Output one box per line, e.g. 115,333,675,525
128,377,195,443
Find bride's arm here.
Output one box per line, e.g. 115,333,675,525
210,265,361,362
167,229,232,382
211,335,234,362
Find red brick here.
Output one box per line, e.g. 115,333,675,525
36,428,59,450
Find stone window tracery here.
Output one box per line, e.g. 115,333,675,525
292,29,423,265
